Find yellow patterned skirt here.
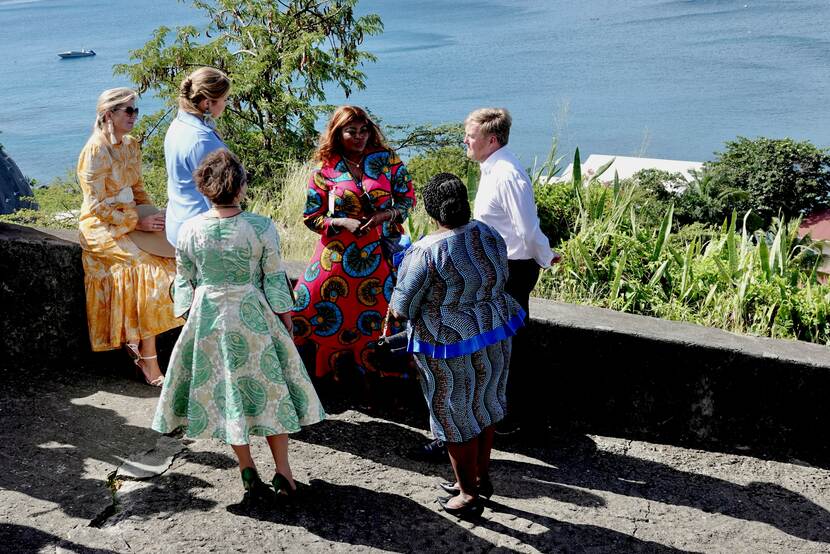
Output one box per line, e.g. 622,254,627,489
82,236,182,351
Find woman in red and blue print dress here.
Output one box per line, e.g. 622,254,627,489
292,106,416,383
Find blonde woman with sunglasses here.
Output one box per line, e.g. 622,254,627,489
77,87,182,385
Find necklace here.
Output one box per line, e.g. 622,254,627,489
212,204,241,209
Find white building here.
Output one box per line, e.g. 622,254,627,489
557,154,704,185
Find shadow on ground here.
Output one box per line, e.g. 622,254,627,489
0,523,118,554
295,418,830,545
227,479,694,553
0,364,216,524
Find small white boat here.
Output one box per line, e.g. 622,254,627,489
58,49,96,59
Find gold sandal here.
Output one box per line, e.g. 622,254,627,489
126,344,164,387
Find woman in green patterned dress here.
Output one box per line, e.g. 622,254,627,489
152,150,325,502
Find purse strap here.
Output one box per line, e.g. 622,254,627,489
380,303,393,338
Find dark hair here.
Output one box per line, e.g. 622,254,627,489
422,172,471,228
315,105,390,163
195,149,247,205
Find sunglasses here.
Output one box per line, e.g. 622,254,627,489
114,106,140,116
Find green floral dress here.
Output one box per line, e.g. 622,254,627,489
152,211,325,445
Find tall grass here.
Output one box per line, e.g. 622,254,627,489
536,151,830,344
246,161,319,261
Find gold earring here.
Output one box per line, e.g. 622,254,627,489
106,118,116,144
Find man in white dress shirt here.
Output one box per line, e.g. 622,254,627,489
465,107,560,435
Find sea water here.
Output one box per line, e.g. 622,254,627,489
1,0,829,184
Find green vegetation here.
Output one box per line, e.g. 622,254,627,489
534,149,830,345
0,172,82,229
636,137,830,230
245,161,318,261
116,0,383,188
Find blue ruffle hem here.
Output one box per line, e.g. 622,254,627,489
407,308,526,359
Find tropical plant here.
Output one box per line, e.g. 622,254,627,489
116,0,383,187
704,137,830,229
633,168,749,229
537,150,830,344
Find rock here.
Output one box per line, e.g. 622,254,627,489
117,436,185,480
0,147,36,214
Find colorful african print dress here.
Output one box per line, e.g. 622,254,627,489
389,221,526,443
152,212,325,445
77,135,182,351
292,149,416,379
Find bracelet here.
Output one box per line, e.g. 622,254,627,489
386,208,397,222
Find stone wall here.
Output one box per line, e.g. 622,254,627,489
2,221,829,462
525,299,830,462
0,224,123,371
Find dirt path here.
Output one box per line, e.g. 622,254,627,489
2,366,829,553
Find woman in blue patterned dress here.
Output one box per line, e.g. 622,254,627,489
153,150,325,504
292,106,416,386
389,173,525,517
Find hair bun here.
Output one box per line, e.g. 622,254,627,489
439,198,470,226
179,77,193,97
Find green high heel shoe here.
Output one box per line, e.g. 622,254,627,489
272,472,298,498
241,467,272,503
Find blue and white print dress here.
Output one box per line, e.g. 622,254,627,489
389,220,525,443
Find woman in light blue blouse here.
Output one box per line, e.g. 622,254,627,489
164,67,231,246
389,173,525,518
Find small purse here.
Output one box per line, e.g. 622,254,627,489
374,307,409,367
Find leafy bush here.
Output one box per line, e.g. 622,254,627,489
0,172,82,229
406,146,478,194
537,176,830,344
704,137,830,229
534,179,578,245
635,168,747,229
632,138,830,231
115,0,383,187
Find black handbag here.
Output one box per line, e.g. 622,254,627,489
375,328,408,355
374,307,409,368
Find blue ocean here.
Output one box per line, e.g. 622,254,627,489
1,0,829,184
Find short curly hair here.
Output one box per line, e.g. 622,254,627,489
195,149,247,205
422,172,471,228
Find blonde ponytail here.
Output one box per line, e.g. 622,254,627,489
177,67,231,116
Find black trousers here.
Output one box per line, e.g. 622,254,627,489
504,258,541,422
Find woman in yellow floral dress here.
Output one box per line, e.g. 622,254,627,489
78,87,182,385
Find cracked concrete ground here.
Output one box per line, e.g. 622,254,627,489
2,365,830,553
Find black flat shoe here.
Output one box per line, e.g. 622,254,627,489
437,495,484,518
438,479,494,499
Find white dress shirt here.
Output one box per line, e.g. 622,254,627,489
473,146,554,268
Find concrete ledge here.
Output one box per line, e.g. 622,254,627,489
2,222,829,462
527,299,830,461
0,224,104,370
